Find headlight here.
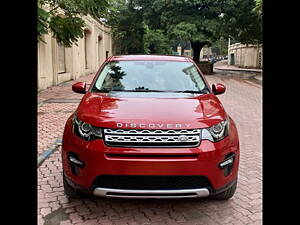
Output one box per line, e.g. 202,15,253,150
201,119,229,142
72,115,103,141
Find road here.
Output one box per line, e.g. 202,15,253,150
38,71,262,225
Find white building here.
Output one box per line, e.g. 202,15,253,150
228,43,262,69
38,14,113,91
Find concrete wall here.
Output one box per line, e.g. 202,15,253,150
177,46,182,55
38,15,113,91
228,43,263,69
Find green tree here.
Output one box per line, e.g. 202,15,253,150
211,37,228,56
107,0,146,54
107,0,172,55
143,25,172,54
133,0,262,61
219,0,262,44
253,0,263,16
134,0,227,61
37,0,111,47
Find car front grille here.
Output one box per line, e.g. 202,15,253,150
103,128,201,147
93,175,211,190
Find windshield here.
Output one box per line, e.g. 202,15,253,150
92,60,209,93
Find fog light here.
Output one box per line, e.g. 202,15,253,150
219,154,234,169
68,153,85,176
69,156,85,167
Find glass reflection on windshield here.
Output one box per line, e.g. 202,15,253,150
93,60,207,93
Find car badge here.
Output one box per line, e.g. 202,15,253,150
178,135,188,142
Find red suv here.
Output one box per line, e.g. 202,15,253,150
62,55,240,200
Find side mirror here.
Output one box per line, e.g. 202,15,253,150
212,83,226,95
72,82,86,94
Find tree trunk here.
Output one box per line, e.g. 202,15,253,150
191,41,207,62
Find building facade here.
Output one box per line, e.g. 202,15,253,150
183,49,192,57
228,43,262,69
38,15,113,91
200,47,212,59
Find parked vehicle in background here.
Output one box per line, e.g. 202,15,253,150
210,57,218,64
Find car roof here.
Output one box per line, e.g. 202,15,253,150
108,55,192,62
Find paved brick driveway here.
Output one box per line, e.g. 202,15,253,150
38,72,262,225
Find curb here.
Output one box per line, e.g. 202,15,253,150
214,67,262,73
254,76,263,81
38,138,62,167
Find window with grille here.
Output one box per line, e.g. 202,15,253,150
57,42,66,73
98,35,103,65
84,29,92,69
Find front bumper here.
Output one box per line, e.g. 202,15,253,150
62,117,239,198
64,174,237,199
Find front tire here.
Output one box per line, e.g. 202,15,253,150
212,181,237,200
63,175,84,198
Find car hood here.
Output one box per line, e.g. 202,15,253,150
76,92,227,129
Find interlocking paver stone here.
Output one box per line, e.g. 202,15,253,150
38,72,262,225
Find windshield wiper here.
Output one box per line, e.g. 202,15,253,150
175,90,209,94
133,89,167,92
93,87,208,94
133,87,209,93
130,89,208,93
94,88,128,92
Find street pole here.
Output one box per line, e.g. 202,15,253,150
228,38,230,65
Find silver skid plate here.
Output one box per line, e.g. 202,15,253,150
93,187,210,199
